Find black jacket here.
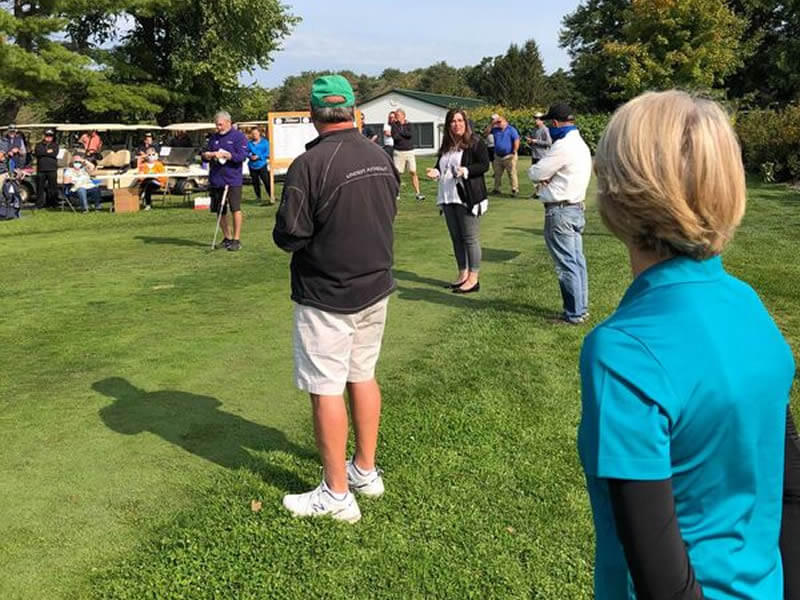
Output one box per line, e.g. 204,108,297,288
435,135,490,209
34,141,60,172
273,128,400,314
391,122,414,151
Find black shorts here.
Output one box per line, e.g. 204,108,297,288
210,186,242,214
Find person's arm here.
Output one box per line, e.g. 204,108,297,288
426,155,442,179
511,128,520,154
782,407,800,599
542,128,552,148
273,162,314,252
227,133,249,163
202,136,216,161
466,138,490,177
607,478,704,600
258,140,270,162
399,123,413,139
529,143,567,182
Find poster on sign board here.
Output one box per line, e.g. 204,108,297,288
267,111,363,200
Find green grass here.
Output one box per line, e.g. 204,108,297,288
1,160,798,599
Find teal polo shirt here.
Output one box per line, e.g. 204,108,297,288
578,255,795,599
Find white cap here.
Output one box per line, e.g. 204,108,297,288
491,113,500,121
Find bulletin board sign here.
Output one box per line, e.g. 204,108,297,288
267,110,363,199
267,112,317,197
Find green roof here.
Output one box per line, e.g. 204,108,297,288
367,88,486,109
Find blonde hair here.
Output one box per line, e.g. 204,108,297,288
594,90,746,259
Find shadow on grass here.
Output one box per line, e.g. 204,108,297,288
94,377,313,492
482,247,521,262
394,269,559,319
395,285,559,319
134,235,208,247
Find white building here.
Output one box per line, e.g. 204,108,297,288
359,89,485,155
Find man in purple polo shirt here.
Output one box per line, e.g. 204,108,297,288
203,111,249,251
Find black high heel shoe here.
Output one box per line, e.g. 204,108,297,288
452,281,480,294
444,280,467,289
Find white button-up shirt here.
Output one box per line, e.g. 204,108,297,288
528,129,592,204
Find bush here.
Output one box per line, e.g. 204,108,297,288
468,105,610,154
736,104,800,182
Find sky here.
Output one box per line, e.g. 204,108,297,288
244,0,584,89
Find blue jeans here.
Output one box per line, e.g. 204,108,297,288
543,204,588,321
73,187,101,211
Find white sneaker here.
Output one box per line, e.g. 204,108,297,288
144,205,152,211
347,459,385,498
282,481,361,523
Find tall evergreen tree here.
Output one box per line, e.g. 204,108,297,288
466,40,548,107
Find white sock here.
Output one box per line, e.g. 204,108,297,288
350,459,373,477
323,480,348,502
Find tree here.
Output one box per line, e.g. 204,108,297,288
417,62,474,97
466,40,548,107
231,85,274,121
14,0,299,123
726,0,800,106
93,0,299,122
561,0,747,109
0,0,161,123
545,69,585,112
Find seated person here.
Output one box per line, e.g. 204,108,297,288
134,132,161,168
78,130,103,161
63,157,101,212
5,126,27,172
167,130,192,148
137,149,167,211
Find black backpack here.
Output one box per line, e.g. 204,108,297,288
1,177,22,220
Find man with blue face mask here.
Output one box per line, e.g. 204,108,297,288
528,102,592,324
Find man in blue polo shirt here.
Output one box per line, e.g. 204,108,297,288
483,114,520,196
203,111,249,251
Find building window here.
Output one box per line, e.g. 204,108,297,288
411,123,434,148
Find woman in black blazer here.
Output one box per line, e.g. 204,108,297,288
425,108,490,294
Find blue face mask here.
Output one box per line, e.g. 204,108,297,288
549,124,578,142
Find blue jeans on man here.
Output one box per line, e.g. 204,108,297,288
543,203,588,322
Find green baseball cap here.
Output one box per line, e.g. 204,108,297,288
310,75,355,108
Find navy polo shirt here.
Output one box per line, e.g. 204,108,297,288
578,255,795,600
491,125,519,157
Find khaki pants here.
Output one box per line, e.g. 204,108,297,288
493,154,518,193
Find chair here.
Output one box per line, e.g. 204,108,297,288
60,183,77,213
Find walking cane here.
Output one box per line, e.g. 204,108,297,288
211,185,230,249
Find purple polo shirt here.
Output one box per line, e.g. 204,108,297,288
205,128,248,187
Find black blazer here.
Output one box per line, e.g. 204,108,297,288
435,135,490,210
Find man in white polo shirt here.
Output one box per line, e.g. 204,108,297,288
528,103,592,324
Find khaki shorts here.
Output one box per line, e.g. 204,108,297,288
393,150,417,174
293,297,389,396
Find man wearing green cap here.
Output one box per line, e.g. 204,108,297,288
274,75,400,523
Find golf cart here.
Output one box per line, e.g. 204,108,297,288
160,123,214,195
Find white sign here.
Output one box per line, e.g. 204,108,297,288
271,116,317,162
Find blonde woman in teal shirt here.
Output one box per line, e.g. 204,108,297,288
580,90,797,599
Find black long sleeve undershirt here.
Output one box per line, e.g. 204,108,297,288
608,407,800,600
608,478,704,600
783,408,800,600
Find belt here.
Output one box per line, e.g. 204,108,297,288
543,201,584,209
